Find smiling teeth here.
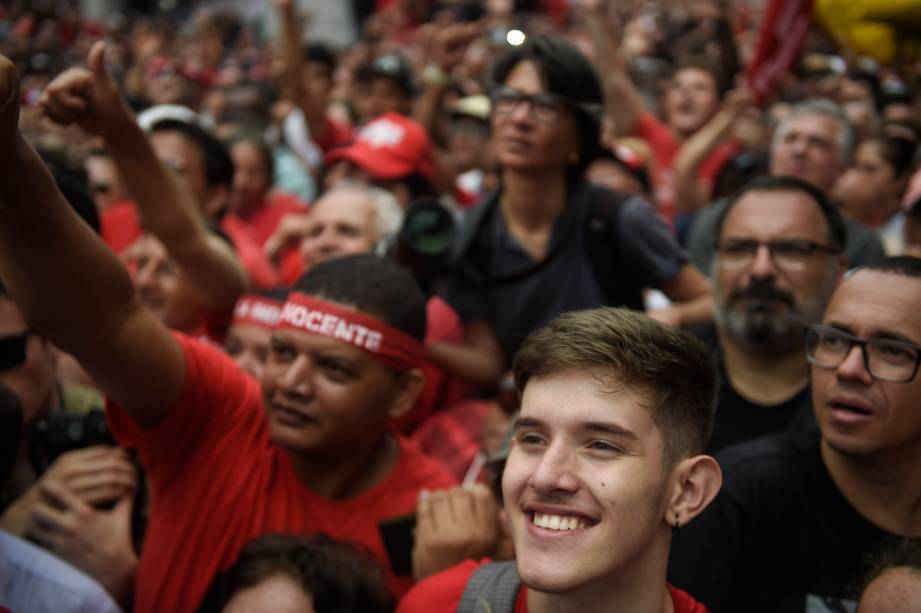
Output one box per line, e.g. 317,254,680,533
532,513,587,530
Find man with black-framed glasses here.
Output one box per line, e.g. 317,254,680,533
696,175,847,452
669,256,921,612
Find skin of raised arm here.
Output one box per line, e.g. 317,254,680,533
672,86,752,214
0,54,184,428
276,0,329,144
651,263,715,327
41,42,248,314
425,319,505,386
582,2,645,137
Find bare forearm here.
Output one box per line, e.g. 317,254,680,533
279,3,328,140
426,340,504,386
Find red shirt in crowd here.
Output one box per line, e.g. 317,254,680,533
107,333,456,612
226,191,306,249
397,559,710,613
633,111,738,226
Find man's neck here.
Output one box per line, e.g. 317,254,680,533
287,433,399,500
501,168,568,231
821,439,921,535
719,333,809,405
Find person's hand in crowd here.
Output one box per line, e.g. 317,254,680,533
648,306,684,328
412,483,502,581
28,480,138,607
264,212,311,262
38,41,132,140
0,445,137,536
430,21,482,75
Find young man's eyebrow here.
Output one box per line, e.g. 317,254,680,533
826,322,921,346
513,417,639,440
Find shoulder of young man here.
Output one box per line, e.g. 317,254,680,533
396,559,486,613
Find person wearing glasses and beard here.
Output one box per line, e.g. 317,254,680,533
433,35,713,387
669,256,921,613
700,176,848,453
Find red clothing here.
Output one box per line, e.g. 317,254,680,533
315,115,355,152
228,191,307,249
633,111,738,226
410,400,490,482
99,200,280,288
107,333,456,613
398,559,710,613
219,215,282,288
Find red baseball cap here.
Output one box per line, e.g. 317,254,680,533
326,113,438,184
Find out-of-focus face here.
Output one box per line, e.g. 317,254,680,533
812,270,921,461
300,189,378,267
502,371,671,594
260,319,403,456
125,234,201,334
491,61,580,175
858,567,921,613
663,67,720,139
230,141,272,216
769,113,847,191
0,299,57,425
150,130,209,208
355,77,410,125
222,574,315,613
714,189,842,356
84,154,127,211
832,140,900,225
225,322,273,381
447,117,491,173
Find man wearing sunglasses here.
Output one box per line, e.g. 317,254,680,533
702,175,847,452
669,256,921,612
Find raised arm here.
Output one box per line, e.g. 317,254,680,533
673,85,752,214
0,53,183,427
40,42,247,315
582,0,646,137
276,0,329,145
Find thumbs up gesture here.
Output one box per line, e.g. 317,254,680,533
0,55,21,149
39,41,131,140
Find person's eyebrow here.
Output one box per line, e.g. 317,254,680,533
826,322,921,346
581,421,640,441
513,416,545,431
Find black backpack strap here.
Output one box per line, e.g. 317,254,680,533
457,561,522,613
583,186,645,311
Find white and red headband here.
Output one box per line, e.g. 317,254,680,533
277,293,425,371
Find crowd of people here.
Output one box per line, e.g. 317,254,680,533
2,0,921,611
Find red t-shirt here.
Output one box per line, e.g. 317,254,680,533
633,111,738,226
107,333,456,613
227,191,307,249
397,559,710,613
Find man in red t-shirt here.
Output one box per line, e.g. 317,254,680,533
398,308,723,613
0,56,455,613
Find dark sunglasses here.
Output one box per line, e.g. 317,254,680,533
0,329,34,371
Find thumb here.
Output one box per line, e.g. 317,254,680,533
0,55,21,133
87,40,112,86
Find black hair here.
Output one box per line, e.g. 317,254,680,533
856,538,921,600
150,119,235,189
671,56,728,97
292,254,426,342
197,533,394,613
711,152,769,201
861,256,921,279
37,147,99,234
0,384,23,487
305,43,337,76
870,135,918,180
490,35,603,178
716,175,847,251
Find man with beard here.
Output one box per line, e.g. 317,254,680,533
669,256,921,612
702,176,847,452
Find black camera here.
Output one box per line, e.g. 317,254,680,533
30,409,114,472
394,198,457,292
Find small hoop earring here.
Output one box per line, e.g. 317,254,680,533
672,516,681,535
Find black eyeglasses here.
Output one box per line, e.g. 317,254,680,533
716,239,841,271
0,329,34,371
491,86,600,123
806,324,921,383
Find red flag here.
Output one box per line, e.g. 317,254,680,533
745,0,815,106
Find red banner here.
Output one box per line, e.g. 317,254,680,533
745,0,815,106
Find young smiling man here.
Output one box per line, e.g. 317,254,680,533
0,55,455,612
399,308,723,613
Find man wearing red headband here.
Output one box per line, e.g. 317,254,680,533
224,289,287,380
0,56,455,612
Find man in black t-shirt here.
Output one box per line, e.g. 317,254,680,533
669,257,921,612
703,176,847,452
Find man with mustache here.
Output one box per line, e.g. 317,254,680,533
704,176,847,452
